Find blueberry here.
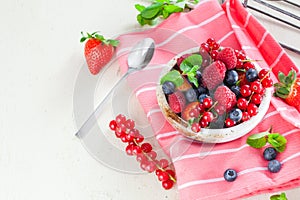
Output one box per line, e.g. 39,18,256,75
268,159,281,173
228,108,242,122
224,70,238,86
185,89,198,102
246,68,258,82
197,86,208,95
230,85,241,97
162,81,175,95
198,93,209,103
224,169,238,182
196,70,203,84
263,147,277,161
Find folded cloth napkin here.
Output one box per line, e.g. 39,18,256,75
116,0,300,199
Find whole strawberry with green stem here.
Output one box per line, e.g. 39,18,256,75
274,69,300,112
80,32,119,75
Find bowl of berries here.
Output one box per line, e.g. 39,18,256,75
156,38,273,143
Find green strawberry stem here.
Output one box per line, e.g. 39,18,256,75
274,69,297,99
80,31,119,47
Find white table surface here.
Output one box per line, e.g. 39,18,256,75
0,0,299,199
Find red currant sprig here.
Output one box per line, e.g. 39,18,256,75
109,114,176,190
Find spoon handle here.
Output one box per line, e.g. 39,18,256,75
75,70,132,138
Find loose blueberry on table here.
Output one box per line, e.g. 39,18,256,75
160,38,273,132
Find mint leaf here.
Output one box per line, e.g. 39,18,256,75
135,4,146,12
180,54,202,71
246,131,269,148
268,133,287,152
163,4,183,13
141,2,163,19
160,70,184,87
270,192,288,200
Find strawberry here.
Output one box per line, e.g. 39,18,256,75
80,32,119,75
202,61,226,90
182,101,200,121
274,70,300,112
214,85,237,111
168,91,186,113
216,47,237,70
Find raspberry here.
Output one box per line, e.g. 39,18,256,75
202,61,226,90
167,91,186,113
214,85,237,111
216,47,237,70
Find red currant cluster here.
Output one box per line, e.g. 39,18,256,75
182,98,217,133
199,38,220,67
225,68,273,127
109,114,176,190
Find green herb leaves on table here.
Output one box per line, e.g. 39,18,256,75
246,127,287,152
135,0,199,26
270,192,288,200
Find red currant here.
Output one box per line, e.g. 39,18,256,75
132,145,142,155
210,50,218,60
109,120,117,131
189,108,200,118
125,119,135,130
158,171,169,182
166,169,176,178
237,98,248,110
136,153,147,163
196,103,205,113
261,77,273,88
145,161,157,173
243,62,255,70
125,144,135,156
201,59,210,67
200,42,210,52
225,118,236,127
191,122,201,133
115,128,125,138
206,38,215,46
116,114,126,125
258,68,269,79
250,81,263,94
159,159,169,169
247,103,258,116
251,93,263,105
199,118,209,128
141,143,152,153
212,42,220,51
242,111,251,122
120,134,129,143
140,160,150,171
147,151,157,160
240,85,252,97
135,134,144,143
203,97,213,108
155,169,162,176
202,111,214,123
235,59,244,69
125,132,135,142
162,179,174,190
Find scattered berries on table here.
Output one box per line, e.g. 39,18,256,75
263,147,277,161
268,159,282,173
224,169,238,182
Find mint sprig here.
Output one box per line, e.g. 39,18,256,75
160,70,184,87
179,54,202,87
246,127,287,152
135,0,199,26
270,192,288,200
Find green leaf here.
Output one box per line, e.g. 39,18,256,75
135,4,146,12
160,70,184,87
187,75,198,87
268,133,287,152
277,87,290,95
270,192,288,200
278,72,286,83
163,4,183,13
107,39,120,47
181,54,203,69
162,9,170,18
246,131,269,148
141,2,163,19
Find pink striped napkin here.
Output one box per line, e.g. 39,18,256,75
116,0,300,199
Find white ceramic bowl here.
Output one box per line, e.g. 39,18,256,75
156,47,272,143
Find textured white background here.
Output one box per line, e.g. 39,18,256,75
0,0,299,199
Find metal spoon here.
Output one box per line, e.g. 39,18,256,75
75,38,155,138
